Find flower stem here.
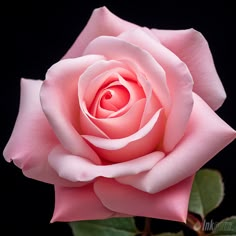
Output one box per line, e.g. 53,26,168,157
186,213,208,236
142,217,151,236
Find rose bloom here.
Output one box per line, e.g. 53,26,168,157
4,7,236,222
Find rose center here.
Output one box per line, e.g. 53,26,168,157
104,91,112,100
100,86,130,111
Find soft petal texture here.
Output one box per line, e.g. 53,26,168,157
79,60,135,111
118,29,194,152
83,36,170,112
136,72,162,128
83,35,193,152
117,93,236,193
3,79,78,186
83,109,162,150
82,109,165,162
152,28,226,110
85,99,146,139
48,145,164,182
94,177,194,222
40,55,104,164
79,58,161,139
78,60,121,138
51,184,115,222
78,59,146,138
63,7,138,59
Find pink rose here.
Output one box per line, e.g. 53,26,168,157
4,7,236,222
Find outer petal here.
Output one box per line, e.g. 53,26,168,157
94,177,194,222
48,145,164,182
51,184,115,222
152,28,226,110
3,79,76,186
40,55,104,164
118,29,194,152
117,93,236,193
63,6,138,59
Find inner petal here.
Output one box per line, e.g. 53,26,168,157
100,86,130,111
89,73,145,120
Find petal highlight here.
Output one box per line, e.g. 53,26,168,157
48,145,164,182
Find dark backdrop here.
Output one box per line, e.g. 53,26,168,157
1,1,235,236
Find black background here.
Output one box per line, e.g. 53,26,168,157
1,1,235,236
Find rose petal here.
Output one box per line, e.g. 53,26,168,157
92,75,144,119
51,184,115,222
83,108,162,150
83,110,165,162
117,93,236,193
98,85,130,112
152,28,226,110
90,77,146,138
94,177,194,222
48,145,164,182
63,6,138,59
112,59,162,128
134,69,162,128
3,79,77,186
82,108,165,162
40,55,104,164
83,36,170,114
79,59,134,110
78,60,146,138
89,99,146,139
118,29,194,152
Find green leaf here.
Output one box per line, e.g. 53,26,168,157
154,231,184,236
69,217,138,236
210,216,236,235
188,169,224,218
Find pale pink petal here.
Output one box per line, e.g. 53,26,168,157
117,93,236,193
78,60,134,138
40,55,104,164
51,184,115,222
135,71,162,128
90,99,146,139
152,28,226,110
118,29,194,152
94,177,194,222
116,59,162,128
82,109,165,162
83,109,162,149
63,6,138,59
79,106,109,138
78,60,145,138
78,59,133,110
97,85,130,113
92,75,144,119
85,69,146,138
3,79,77,186
48,145,164,182
83,36,170,113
